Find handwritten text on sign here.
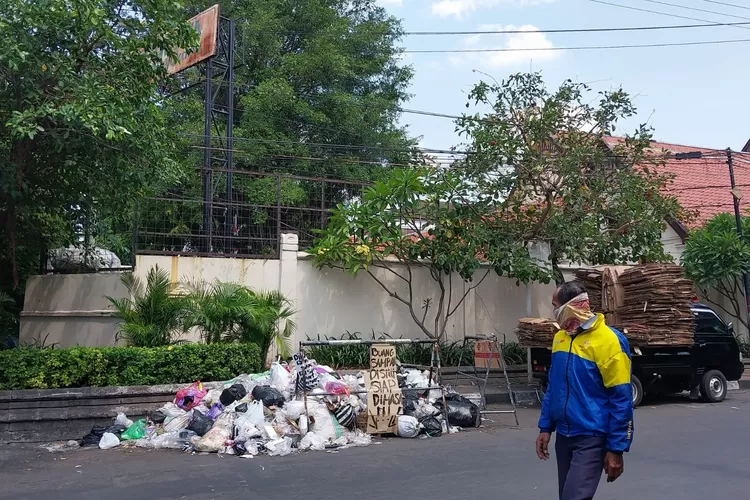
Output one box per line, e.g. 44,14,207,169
365,345,402,434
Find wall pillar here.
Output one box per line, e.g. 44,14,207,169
273,233,299,363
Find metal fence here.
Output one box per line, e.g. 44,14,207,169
134,168,368,259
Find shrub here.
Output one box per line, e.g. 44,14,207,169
305,331,525,369
0,343,262,390
108,266,189,347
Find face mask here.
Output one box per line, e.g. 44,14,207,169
554,292,593,333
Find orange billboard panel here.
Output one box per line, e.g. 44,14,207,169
165,5,219,75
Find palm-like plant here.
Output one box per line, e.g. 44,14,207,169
108,266,188,347
184,282,296,363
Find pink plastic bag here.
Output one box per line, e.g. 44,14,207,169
324,381,350,397
174,381,207,411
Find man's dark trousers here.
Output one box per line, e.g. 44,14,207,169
555,434,606,500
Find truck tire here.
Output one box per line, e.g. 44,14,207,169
700,370,728,403
631,374,643,408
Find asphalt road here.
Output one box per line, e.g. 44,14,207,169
2,391,749,500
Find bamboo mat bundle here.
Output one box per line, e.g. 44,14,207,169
516,317,560,348
574,268,603,312
615,264,695,346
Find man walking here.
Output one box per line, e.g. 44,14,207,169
536,281,634,500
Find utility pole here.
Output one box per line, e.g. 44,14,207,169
725,148,750,320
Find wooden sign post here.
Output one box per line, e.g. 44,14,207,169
365,344,402,434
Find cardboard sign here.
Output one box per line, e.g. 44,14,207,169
474,340,501,369
364,344,402,434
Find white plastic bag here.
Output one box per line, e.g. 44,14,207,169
397,415,420,438
266,437,294,457
309,406,342,442
270,363,292,392
299,431,325,451
99,432,120,450
298,414,309,435
114,412,133,429
236,401,265,428
282,400,306,421
413,400,440,419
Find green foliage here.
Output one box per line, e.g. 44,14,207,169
184,281,296,362
0,0,199,324
108,266,189,347
457,72,684,282
0,342,262,390
682,213,750,331
310,167,550,339
305,331,525,369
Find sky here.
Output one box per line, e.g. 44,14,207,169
378,0,750,154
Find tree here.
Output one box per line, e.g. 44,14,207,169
0,1,199,303
681,213,750,332
309,167,550,340
141,0,422,252
456,72,685,283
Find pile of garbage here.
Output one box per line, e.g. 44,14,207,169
76,360,482,457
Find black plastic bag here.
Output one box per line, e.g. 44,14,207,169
252,385,285,407
233,441,248,456
80,425,108,447
235,402,248,413
445,392,474,406
434,400,481,428
220,383,247,406
402,391,420,416
148,410,167,424
187,411,215,436
104,424,127,436
419,416,442,437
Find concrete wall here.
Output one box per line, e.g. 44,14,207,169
20,273,128,347
22,234,556,347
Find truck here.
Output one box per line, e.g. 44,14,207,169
530,303,744,407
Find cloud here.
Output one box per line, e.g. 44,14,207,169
431,0,557,18
450,24,562,69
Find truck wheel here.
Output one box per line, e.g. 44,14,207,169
631,375,643,408
700,370,728,403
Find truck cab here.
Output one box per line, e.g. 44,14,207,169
530,303,744,407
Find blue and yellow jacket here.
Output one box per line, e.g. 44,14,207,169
538,313,634,453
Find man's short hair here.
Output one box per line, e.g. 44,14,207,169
557,281,586,304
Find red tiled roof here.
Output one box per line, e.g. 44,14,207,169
601,136,747,229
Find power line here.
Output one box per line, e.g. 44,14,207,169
642,0,750,21
701,0,750,11
588,0,750,30
402,37,750,54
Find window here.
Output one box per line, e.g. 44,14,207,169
693,310,727,335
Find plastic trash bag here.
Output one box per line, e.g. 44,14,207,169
252,385,285,407
413,400,440,419
295,354,319,393
121,419,147,441
174,381,207,411
299,431,325,451
164,409,192,433
206,402,225,420
236,401,265,428
136,430,196,450
397,415,420,438
298,414,309,435
99,432,120,450
434,400,481,428
194,414,233,453
267,437,294,457
419,416,442,437
325,381,350,397
220,383,247,406
309,406,342,442
187,410,214,437
282,400,306,421
235,402,248,413
114,412,133,429
80,425,108,447
148,410,167,424
333,402,356,430
402,391,419,416
270,363,292,391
